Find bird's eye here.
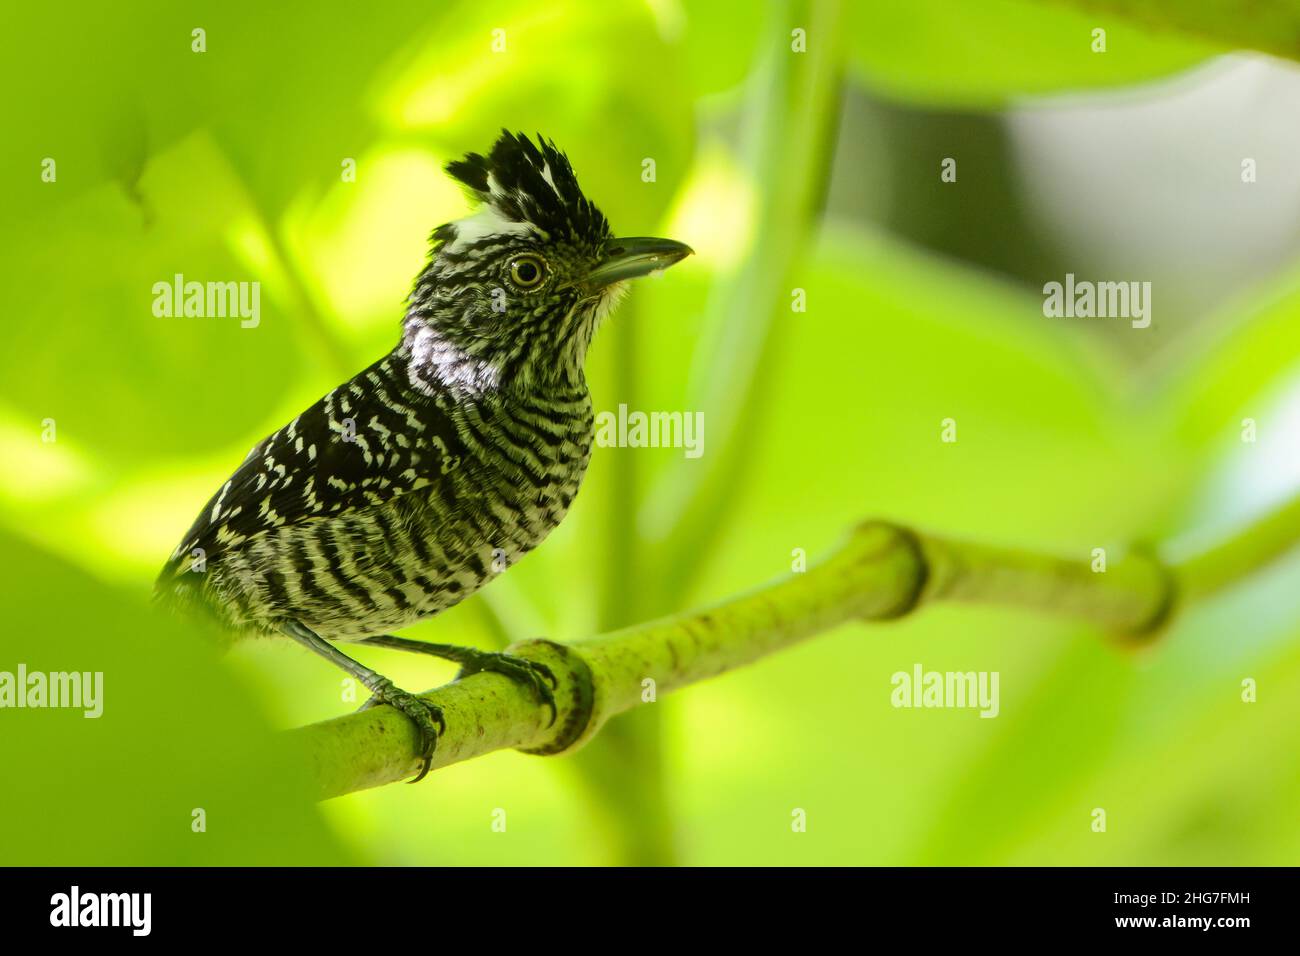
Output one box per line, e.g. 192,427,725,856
508,254,547,290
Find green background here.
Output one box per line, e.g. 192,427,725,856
2,0,1299,865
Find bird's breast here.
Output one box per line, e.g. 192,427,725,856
436,390,594,546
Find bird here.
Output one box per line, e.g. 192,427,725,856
156,130,692,781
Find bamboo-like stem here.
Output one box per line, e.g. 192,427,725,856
288,496,1299,800
649,0,844,605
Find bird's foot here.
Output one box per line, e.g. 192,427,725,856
355,635,559,729
359,679,446,783
456,650,558,727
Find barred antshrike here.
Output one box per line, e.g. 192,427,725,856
156,131,692,780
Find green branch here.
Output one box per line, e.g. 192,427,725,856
287,494,1300,800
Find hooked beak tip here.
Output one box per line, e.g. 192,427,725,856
586,237,693,290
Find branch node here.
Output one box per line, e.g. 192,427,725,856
508,638,597,756
853,520,931,620
1116,543,1180,644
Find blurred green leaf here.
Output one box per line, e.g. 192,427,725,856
1046,0,1300,63
845,0,1218,106
2,134,312,466
0,531,350,864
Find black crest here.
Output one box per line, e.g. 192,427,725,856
445,131,610,245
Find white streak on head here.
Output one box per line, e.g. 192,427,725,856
444,205,537,254
540,161,559,196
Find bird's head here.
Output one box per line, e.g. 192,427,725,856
403,130,692,394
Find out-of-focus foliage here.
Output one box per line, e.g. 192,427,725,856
2,0,1299,865
0,533,348,865
844,0,1217,106
1049,0,1300,63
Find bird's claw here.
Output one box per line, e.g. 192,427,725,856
360,679,446,783
457,651,559,727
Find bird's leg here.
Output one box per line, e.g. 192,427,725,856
358,635,558,726
281,620,446,783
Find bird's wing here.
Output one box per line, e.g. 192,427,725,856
158,362,460,583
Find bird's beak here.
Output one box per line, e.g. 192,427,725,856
585,237,693,291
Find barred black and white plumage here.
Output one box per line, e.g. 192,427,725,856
156,131,692,779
